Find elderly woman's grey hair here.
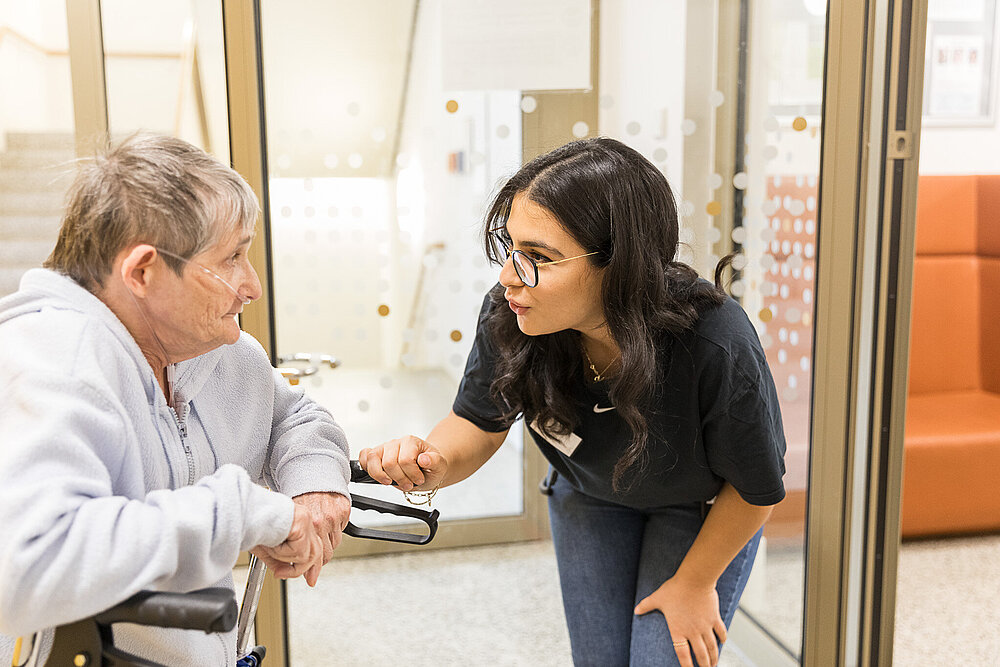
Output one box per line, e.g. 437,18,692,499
45,133,259,291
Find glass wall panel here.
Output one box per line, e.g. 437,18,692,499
734,0,825,659
0,0,75,299
100,0,230,160
258,0,527,532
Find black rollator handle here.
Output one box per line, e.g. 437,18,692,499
350,459,380,484
94,588,237,633
347,460,440,545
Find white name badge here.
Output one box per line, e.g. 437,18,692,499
530,417,582,457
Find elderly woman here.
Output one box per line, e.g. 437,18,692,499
0,134,351,666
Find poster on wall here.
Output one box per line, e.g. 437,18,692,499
923,0,998,125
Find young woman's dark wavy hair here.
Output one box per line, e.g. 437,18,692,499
483,137,733,492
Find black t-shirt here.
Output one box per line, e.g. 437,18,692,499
453,292,787,510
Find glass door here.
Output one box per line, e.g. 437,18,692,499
722,1,826,662
240,0,830,663
224,0,927,664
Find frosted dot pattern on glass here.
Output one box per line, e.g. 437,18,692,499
572,121,590,138
754,174,818,458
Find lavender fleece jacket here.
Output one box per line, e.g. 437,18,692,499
0,269,351,666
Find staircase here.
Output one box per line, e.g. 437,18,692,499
0,132,74,298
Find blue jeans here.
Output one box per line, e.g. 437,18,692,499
547,476,762,667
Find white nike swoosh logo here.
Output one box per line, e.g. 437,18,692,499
593,403,616,413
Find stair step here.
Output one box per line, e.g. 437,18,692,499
0,167,75,193
0,192,64,216
0,216,63,241
5,132,76,153
0,240,53,266
0,149,76,170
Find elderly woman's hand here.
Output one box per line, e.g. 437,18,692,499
249,502,326,586
291,491,351,573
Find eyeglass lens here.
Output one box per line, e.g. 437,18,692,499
490,230,540,287
511,252,538,287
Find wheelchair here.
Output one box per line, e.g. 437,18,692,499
12,461,438,667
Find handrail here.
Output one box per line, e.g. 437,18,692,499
1,23,212,153
0,25,182,60
173,19,211,153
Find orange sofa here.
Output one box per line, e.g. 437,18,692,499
902,174,1000,538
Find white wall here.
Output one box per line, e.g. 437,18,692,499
0,0,74,148
598,0,687,191
259,0,415,179
918,4,1000,175
100,0,229,157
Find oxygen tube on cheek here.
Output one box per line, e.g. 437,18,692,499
127,247,252,407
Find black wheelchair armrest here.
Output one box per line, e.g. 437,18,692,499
44,589,237,666
94,587,237,633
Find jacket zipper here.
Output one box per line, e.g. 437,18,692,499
170,405,195,486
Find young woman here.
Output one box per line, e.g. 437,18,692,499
358,138,786,667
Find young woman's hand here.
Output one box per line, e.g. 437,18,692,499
357,436,448,491
634,576,727,667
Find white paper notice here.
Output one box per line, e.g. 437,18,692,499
928,34,986,117
441,0,592,91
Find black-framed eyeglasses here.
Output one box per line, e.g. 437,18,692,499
488,227,597,288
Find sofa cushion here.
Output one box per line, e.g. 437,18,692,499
975,175,1000,257
915,176,978,255
907,256,980,394
902,391,1000,537
979,257,1000,393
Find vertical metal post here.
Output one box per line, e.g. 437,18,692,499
860,0,927,664
221,1,285,665
65,0,108,156
222,0,276,362
804,0,926,664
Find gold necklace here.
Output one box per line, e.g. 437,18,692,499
582,346,620,382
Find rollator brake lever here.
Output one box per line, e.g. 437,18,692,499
345,494,439,544
347,460,440,544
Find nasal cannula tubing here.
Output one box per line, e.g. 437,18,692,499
154,247,252,305
128,246,251,407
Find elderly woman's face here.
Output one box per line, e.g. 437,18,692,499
148,229,262,360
